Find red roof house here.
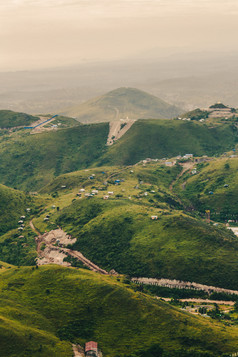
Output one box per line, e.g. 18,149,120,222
85,341,98,354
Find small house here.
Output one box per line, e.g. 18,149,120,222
183,154,193,159
108,191,114,195
79,189,85,192
151,215,158,220
20,216,26,219
103,195,109,200
61,185,66,188
85,341,99,357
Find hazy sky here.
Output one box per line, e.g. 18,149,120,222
0,0,238,71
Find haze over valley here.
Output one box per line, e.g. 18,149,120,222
1,1,238,356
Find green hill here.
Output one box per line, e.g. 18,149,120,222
0,265,238,356
0,184,40,235
61,87,182,122
0,119,237,192
0,110,39,129
178,108,209,121
0,123,109,190
54,198,238,289
176,157,238,221
99,119,238,166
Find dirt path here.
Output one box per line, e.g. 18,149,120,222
169,161,195,191
30,220,44,253
56,245,108,275
107,119,136,145
132,277,238,296
72,344,85,357
30,220,108,274
158,297,235,305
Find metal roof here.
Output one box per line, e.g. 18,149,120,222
85,341,98,352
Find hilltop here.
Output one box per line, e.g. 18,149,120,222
0,110,39,129
178,103,237,122
0,123,109,190
60,87,182,123
0,265,238,356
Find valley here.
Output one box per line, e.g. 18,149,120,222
0,99,238,356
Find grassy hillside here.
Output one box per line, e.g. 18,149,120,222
43,115,80,129
99,119,238,166
0,184,42,235
0,123,109,190
61,87,182,122
0,265,238,356
53,198,238,289
0,110,39,128
0,118,236,191
176,157,238,221
178,108,209,121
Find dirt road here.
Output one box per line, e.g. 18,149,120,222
169,161,195,191
30,221,108,274
158,297,235,305
132,277,238,296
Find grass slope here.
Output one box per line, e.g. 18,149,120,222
176,158,238,221
61,87,182,122
43,115,80,129
0,123,109,190
0,184,41,235
55,198,238,289
0,265,238,356
0,119,236,192
0,110,39,128
99,119,238,166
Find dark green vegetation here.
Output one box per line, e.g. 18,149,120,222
99,120,238,166
178,108,209,121
176,158,238,221
0,184,44,266
55,198,238,289
0,184,40,235
0,110,39,128
61,87,182,122
0,123,109,190
0,227,37,266
0,265,238,357
209,103,229,109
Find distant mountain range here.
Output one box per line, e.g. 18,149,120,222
60,87,182,122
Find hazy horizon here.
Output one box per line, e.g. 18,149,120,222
1,0,238,71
